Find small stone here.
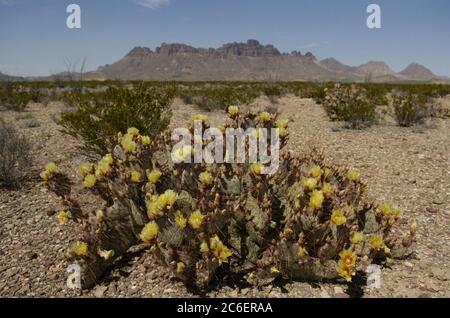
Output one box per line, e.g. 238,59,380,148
26,252,38,260
46,210,56,217
432,198,444,205
108,283,117,294
404,261,414,268
334,286,345,294
240,288,250,295
426,207,438,214
319,288,331,298
229,289,239,298
93,286,107,298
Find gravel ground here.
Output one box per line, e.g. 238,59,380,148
0,96,449,298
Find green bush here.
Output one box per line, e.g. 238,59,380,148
392,93,430,127
0,118,31,188
0,83,33,112
322,84,376,129
58,83,174,156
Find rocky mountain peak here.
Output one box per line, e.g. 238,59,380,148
216,39,281,57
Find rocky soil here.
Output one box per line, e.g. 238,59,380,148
0,96,449,298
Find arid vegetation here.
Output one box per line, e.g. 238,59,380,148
0,79,449,297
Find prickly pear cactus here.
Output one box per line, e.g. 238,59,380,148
42,107,415,290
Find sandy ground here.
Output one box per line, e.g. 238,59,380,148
0,95,449,298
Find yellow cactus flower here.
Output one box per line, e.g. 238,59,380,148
377,202,401,219
250,162,264,175
337,260,355,282
57,211,70,224
147,201,162,217
176,262,186,273
199,171,213,185
45,162,58,174
322,182,334,197
127,127,140,136
258,111,273,122
130,170,142,183
121,135,136,153
191,114,208,122
140,221,159,243
98,249,115,260
103,154,113,165
339,249,357,268
69,241,88,257
40,162,59,181
331,209,347,226
369,235,384,251
228,105,239,116
303,177,317,191
173,145,192,163
200,241,209,253
83,174,96,188
275,119,289,129
297,246,308,258
210,235,232,263
278,127,288,137
157,190,178,209
351,232,364,245
309,190,324,210
147,169,162,184
95,209,105,221
309,165,323,178
96,160,111,177
140,135,151,145
175,211,187,229
377,202,392,216
347,168,360,181
188,210,204,229
79,163,93,177
270,267,280,274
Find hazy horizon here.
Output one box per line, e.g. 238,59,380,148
1,0,449,77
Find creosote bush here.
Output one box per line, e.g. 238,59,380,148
392,92,431,127
322,84,376,129
0,118,31,188
42,108,415,290
0,83,33,112
58,83,174,155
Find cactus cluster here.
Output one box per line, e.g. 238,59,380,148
42,108,415,290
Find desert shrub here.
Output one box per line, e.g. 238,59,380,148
0,118,31,188
58,84,174,156
0,83,32,112
322,84,376,129
262,84,282,104
42,109,415,290
392,93,431,127
364,85,388,105
185,86,258,112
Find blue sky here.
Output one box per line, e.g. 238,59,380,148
1,0,449,76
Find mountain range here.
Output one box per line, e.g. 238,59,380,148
1,40,447,82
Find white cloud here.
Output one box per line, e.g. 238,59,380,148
134,0,170,9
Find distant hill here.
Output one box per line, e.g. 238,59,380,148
0,72,24,81
89,40,351,81
2,40,447,83
86,40,446,82
399,63,440,81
